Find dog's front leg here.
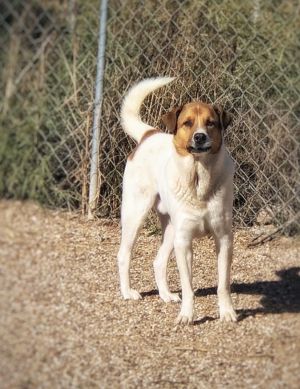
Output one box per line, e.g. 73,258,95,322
174,237,194,324
215,233,237,322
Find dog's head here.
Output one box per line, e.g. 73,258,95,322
162,102,231,157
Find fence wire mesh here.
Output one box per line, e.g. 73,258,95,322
0,0,98,213
0,0,299,233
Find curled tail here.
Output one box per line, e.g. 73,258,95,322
120,77,175,143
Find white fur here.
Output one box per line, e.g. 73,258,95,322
118,77,237,324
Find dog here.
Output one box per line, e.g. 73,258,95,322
117,77,237,324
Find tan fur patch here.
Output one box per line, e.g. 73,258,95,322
173,102,222,156
128,129,161,160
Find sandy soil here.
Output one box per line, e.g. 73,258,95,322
0,200,299,388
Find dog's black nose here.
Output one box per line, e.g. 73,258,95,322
194,132,207,145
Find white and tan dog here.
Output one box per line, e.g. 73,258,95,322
117,77,237,324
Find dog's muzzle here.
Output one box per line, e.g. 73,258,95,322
188,132,212,153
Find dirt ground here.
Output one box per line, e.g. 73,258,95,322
0,200,299,389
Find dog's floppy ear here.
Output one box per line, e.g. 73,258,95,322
213,105,232,131
161,106,183,133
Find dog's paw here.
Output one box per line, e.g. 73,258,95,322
159,291,181,303
175,313,194,325
219,307,237,322
122,288,142,300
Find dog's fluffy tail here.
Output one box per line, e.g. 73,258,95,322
120,77,175,143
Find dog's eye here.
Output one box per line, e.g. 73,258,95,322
183,120,193,127
206,120,216,128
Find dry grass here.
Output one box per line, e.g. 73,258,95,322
0,200,300,388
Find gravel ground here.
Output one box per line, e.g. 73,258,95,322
0,200,299,389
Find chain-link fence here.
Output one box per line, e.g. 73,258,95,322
0,0,299,234
0,0,98,212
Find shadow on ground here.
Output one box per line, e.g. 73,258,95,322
142,267,300,321
197,267,300,319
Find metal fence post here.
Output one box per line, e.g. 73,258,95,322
88,0,108,220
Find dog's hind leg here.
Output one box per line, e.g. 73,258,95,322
118,191,155,300
214,232,237,322
153,213,181,303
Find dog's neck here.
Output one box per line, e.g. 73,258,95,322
194,149,225,201
171,146,226,206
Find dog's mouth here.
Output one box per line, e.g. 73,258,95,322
187,144,212,154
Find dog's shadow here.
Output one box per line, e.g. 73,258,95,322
142,267,300,322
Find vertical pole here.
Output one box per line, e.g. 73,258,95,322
88,0,108,219
252,0,260,24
